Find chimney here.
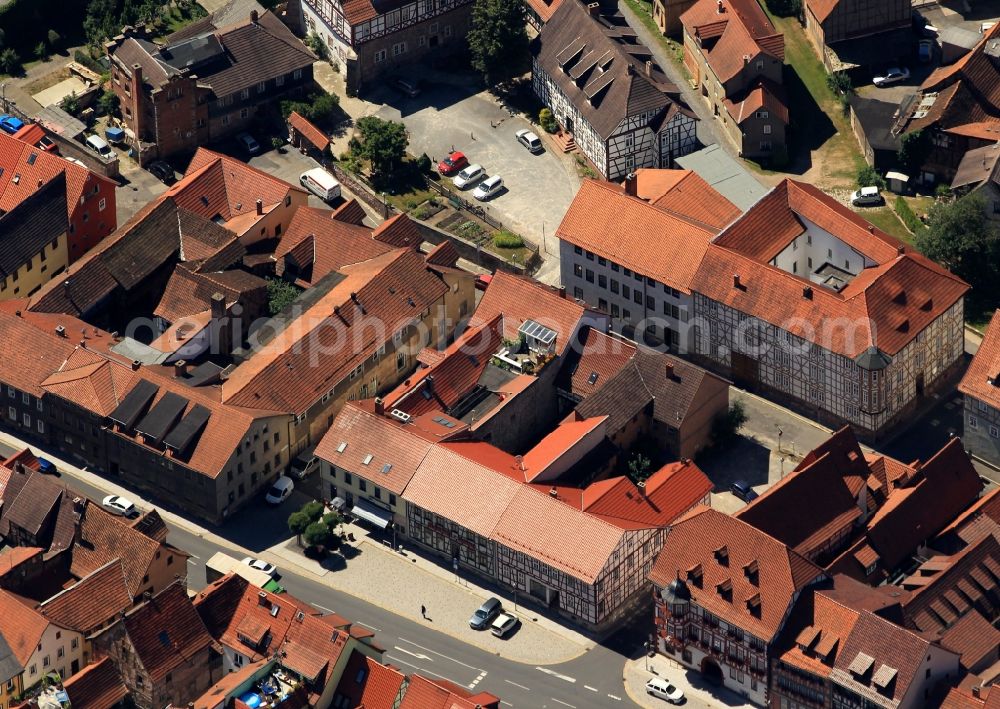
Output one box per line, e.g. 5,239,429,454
587,1,600,16
143,590,152,602
250,9,259,23
645,60,653,78
803,286,813,300
732,273,741,289
743,55,750,65
174,360,187,378
717,0,724,12
55,325,66,337
665,362,674,380
624,172,637,196
255,198,263,215
626,63,635,76
637,480,646,496
374,397,385,415
131,360,141,371
558,285,567,299
132,63,142,89
64,279,71,295
210,292,226,321
897,245,905,255
549,486,558,498
867,225,874,233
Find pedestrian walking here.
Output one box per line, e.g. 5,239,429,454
421,604,427,619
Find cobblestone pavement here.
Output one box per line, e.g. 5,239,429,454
623,654,757,709
266,520,592,666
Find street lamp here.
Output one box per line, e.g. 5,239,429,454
643,641,650,672
776,425,783,453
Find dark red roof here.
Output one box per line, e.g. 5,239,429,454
287,111,329,151
61,657,129,709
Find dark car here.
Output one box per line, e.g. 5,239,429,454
469,597,503,630
37,458,57,475
148,160,175,184
438,150,469,176
730,480,758,503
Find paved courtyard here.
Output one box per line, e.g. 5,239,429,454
369,81,581,250
623,653,757,709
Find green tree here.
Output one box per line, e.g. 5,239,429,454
60,91,80,116
915,193,1000,315
354,116,408,177
0,48,21,76
304,521,331,549
627,452,652,484
301,500,325,522
287,510,311,546
266,277,300,315
897,130,931,176
826,71,853,96
35,42,49,61
712,401,748,444
98,89,120,117
310,92,340,122
306,31,329,60
322,511,343,529
467,0,529,87
47,30,62,48
856,165,886,190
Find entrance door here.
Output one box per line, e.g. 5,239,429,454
916,372,925,397
731,352,760,388
71,659,79,675
565,116,574,133
701,657,724,684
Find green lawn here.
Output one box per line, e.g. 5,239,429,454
620,0,688,78
860,208,912,242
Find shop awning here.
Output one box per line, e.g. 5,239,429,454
352,498,392,529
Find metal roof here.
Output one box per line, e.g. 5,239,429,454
135,391,189,442
675,144,768,211
518,319,557,346
108,380,159,430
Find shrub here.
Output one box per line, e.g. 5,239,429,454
764,0,801,16
935,183,953,200
539,107,557,134
416,153,432,174
271,136,286,151
306,32,329,61
59,91,80,117
493,230,524,248
34,42,49,61
0,48,21,75
712,401,748,444
856,165,886,190
97,89,119,117
47,30,61,48
894,196,925,234
826,71,853,96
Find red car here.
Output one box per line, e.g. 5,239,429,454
438,151,469,176
475,273,493,291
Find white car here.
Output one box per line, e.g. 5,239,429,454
851,185,883,206
515,128,543,154
101,494,137,517
241,557,278,578
490,612,519,638
265,475,294,505
453,164,485,189
473,175,503,201
646,677,685,704
873,67,910,87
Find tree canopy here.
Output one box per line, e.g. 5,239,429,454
354,116,408,177
915,192,1000,316
467,0,529,87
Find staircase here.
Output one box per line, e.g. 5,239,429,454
554,130,577,153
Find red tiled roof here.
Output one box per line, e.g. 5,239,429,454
0,588,49,665
41,348,138,417
425,240,460,268
287,112,329,152
525,0,563,23
470,270,589,356
399,674,500,709
334,650,406,708
382,315,504,416
372,213,421,248
39,559,132,634
806,0,838,23
634,169,741,230
557,180,716,294
61,657,129,709
682,0,784,83
122,583,218,683
649,506,824,641
941,610,1000,669
0,546,43,578
694,180,969,359
960,310,1000,410
521,415,608,482
777,587,863,677
566,328,637,398
282,612,350,683
724,78,789,125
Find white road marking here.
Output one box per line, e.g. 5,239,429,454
584,685,598,692
468,671,487,689
607,694,623,701
500,702,513,707
384,655,459,684
551,699,576,708
188,554,200,560
504,680,530,691
393,646,432,661
355,620,382,632
398,637,481,671
535,667,576,683
313,604,335,614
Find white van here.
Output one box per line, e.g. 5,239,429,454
850,185,882,206
85,134,113,159
300,167,341,202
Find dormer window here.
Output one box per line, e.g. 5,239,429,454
686,563,703,587
742,559,758,584
713,545,728,565
716,578,732,600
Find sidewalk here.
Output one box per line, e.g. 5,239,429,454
0,427,591,665
623,654,757,709
266,519,594,665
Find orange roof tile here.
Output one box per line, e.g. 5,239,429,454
724,78,789,125
960,310,1000,410
470,270,589,356
60,657,129,709
650,506,824,641
38,559,132,634
334,650,406,708
521,415,607,482
682,0,784,83
635,169,741,230
941,610,1000,669
0,588,49,665
0,547,43,578
565,328,637,398
806,0,839,23
287,111,329,151
557,180,716,294
399,674,500,709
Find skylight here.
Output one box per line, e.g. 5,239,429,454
362,454,373,465
336,441,347,453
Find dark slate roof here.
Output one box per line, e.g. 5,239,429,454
0,629,21,685
531,0,682,139
848,96,902,153
0,469,64,538
0,173,68,279
112,38,178,90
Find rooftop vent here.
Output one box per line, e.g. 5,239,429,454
55,325,66,337
803,286,813,300
389,409,412,423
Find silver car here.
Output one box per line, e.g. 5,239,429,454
453,164,485,189
515,128,543,154
469,597,503,629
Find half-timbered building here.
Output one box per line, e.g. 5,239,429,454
531,0,698,181
690,179,968,439
295,0,471,94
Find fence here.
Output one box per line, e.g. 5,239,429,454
423,176,504,230
327,162,395,218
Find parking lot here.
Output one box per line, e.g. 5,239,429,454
369,82,581,247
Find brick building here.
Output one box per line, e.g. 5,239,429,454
294,0,471,94
804,0,912,73
107,10,315,164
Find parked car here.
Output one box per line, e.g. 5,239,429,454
36,135,59,153
918,39,934,63
475,273,493,291
490,612,519,638
300,167,342,201
873,67,910,87
148,160,176,184
85,134,114,159
646,677,685,704
236,132,261,155
515,128,543,154
393,77,421,98
288,455,318,480
473,175,504,201
0,114,24,134
469,597,503,630
241,557,278,578
265,475,294,505
37,458,57,475
729,480,758,503
851,185,883,206
102,494,137,517
453,164,485,189
438,151,469,176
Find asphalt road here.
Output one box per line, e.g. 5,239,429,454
0,439,639,709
